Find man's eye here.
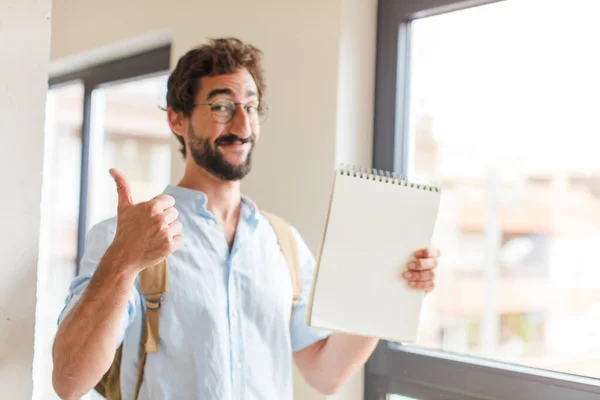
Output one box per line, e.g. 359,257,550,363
246,105,258,113
212,105,229,112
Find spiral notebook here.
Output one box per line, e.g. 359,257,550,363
306,165,442,343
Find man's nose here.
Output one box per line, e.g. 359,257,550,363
229,105,252,138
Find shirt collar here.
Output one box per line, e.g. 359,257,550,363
162,185,259,225
241,194,259,228
163,184,207,203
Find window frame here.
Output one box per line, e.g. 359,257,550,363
367,0,600,398
48,45,171,272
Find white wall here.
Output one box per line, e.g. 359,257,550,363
49,0,377,398
331,0,378,398
335,0,377,171
0,0,52,399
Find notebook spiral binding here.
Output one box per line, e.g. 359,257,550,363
338,164,440,192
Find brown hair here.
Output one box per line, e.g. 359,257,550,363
166,37,266,158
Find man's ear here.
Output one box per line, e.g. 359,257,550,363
167,107,187,137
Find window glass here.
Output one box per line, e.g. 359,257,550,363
409,0,600,378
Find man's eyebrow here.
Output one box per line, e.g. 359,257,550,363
206,88,235,100
206,88,259,101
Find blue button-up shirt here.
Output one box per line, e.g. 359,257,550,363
58,185,331,399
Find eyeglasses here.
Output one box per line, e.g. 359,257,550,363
194,99,269,125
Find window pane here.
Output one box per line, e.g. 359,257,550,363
36,82,84,399
409,0,600,378
87,73,172,229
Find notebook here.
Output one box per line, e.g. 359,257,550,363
306,165,442,343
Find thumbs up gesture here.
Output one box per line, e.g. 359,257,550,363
108,168,184,273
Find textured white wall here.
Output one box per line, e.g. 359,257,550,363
0,0,52,398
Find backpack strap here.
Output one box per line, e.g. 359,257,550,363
134,259,169,400
261,211,302,308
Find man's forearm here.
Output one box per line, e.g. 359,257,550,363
295,333,379,394
52,246,137,400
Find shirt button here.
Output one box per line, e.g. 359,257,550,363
231,311,237,318
237,362,242,369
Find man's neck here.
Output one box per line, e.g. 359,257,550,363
177,164,242,224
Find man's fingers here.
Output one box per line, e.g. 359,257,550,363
404,270,435,282
110,168,134,212
149,194,176,214
171,234,184,250
408,258,438,271
163,207,179,225
414,247,440,259
168,220,183,237
408,280,435,292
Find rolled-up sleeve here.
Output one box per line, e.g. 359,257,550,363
289,226,332,352
57,218,139,346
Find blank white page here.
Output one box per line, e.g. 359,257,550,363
307,171,441,342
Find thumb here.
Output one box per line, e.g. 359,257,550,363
109,168,134,213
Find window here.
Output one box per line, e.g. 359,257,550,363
48,45,171,268
410,0,600,375
368,0,600,398
35,81,84,400
87,73,172,229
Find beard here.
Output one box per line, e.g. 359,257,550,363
187,124,255,181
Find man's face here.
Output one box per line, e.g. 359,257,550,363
186,68,261,181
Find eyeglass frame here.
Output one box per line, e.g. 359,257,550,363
193,98,270,125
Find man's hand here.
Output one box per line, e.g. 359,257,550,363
295,246,442,395
403,247,440,293
108,168,184,272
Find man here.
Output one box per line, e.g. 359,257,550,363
52,38,440,400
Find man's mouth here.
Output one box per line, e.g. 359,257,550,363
216,135,253,146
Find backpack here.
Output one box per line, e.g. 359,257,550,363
94,211,302,400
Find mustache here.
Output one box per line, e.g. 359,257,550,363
215,134,255,146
